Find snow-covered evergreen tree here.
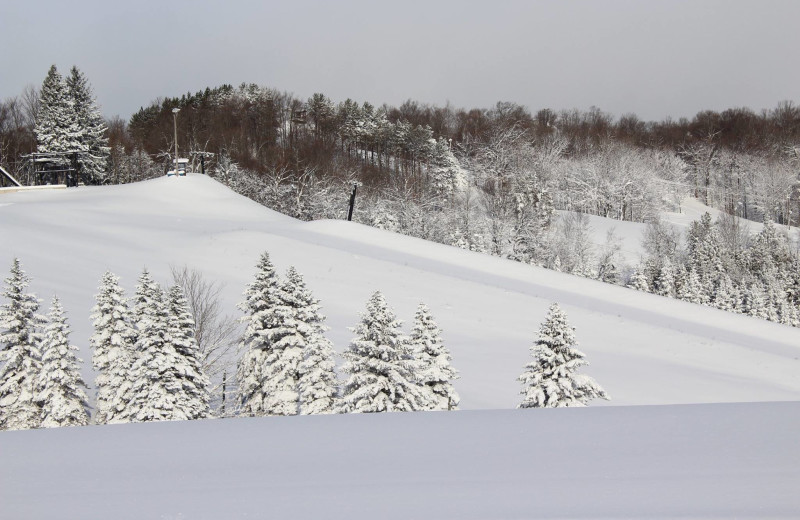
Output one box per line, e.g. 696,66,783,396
748,220,792,284
289,267,339,415
90,271,136,424
678,268,705,304
34,65,82,166
235,252,284,416
712,272,740,312
247,266,309,416
429,138,467,198
0,259,44,430
120,276,210,422
66,66,109,183
340,291,429,413
164,284,211,419
118,277,167,421
743,282,769,320
653,258,675,298
409,303,460,411
518,303,609,408
131,268,161,322
36,296,90,428
686,212,724,285
628,267,650,292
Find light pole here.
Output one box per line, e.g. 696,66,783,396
172,107,180,174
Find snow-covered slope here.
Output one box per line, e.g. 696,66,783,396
570,196,800,266
2,175,799,519
2,174,799,409
2,401,798,519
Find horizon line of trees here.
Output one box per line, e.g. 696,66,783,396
3,72,799,214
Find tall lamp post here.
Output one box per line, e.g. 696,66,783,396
172,107,180,174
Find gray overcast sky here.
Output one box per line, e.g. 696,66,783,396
2,0,799,122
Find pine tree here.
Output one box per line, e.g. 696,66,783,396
247,266,310,416
121,277,210,422
743,282,769,320
686,212,724,284
653,258,675,298
678,268,705,304
36,296,90,428
518,303,609,408
429,138,467,198
66,66,109,183
34,65,83,166
165,285,211,419
748,220,792,284
288,268,339,415
0,259,44,430
340,291,429,413
132,268,161,322
712,272,740,313
628,267,650,292
111,267,162,421
90,271,136,424
235,252,284,416
409,303,460,411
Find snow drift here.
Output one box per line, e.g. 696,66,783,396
1,401,798,519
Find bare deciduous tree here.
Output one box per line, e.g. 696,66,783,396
171,265,239,414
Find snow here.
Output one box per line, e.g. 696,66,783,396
1,401,798,519
1,173,799,518
1,174,799,409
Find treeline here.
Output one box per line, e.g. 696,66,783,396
3,73,799,227
114,83,800,228
0,253,613,430
0,255,463,430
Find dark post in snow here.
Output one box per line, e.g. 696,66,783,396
220,370,227,417
200,156,205,175
347,183,357,221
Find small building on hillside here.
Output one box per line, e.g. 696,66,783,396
167,158,189,176
22,151,84,187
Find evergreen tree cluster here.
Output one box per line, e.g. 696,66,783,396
0,255,614,431
631,213,800,327
91,269,210,424
0,259,89,430
34,65,109,183
0,260,212,431
236,252,460,416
